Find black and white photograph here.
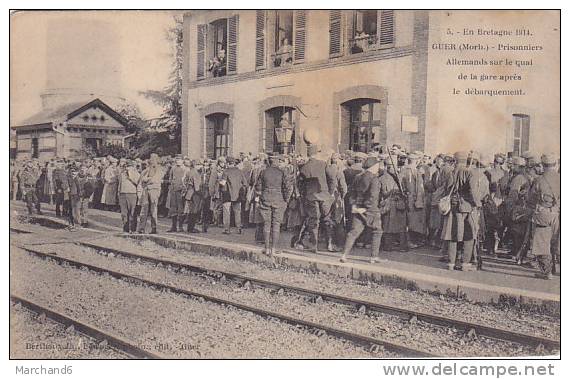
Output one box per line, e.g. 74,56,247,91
8,8,561,365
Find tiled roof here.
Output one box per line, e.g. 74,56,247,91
15,102,86,127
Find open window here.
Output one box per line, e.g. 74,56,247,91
342,99,385,153
271,11,294,68
197,15,239,79
206,113,230,158
347,10,394,55
207,19,228,77
265,106,296,154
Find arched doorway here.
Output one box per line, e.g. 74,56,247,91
264,106,296,154
205,112,230,158
341,98,386,153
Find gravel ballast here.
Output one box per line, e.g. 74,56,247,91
10,245,383,359
10,302,127,359
24,242,554,357
104,236,560,341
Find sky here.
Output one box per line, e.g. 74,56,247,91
10,11,178,124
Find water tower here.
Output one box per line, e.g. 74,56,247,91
41,17,126,110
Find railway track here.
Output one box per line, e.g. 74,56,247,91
75,239,560,352
10,294,163,359
18,244,435,358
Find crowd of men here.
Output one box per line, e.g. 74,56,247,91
10,140,560,280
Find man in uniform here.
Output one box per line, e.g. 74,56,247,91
137,153,163,234
326,152,348,250
528,154,560,279
468,151,490,267
379,157,407,251
441,151,479,271
183,160,203,233
298,144,335,253
256,154,292,256
343,152,365,232
220,157,248,234
167,155,188,232
503,156,530,256
19,161,41,215
118,160,141,233
401,152,426,249
340,156,384,263
487,154,507,194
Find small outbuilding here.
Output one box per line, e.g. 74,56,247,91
11,98,130,160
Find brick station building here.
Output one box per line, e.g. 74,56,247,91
182,10,429,158
181,10,560,159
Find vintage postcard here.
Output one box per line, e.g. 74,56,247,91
9,10,560,362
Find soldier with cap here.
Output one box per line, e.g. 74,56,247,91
340,156,385,263
501,156,530,255
220,156,248,234
343,152,365,231
183,160,203,233
53,159,70,217
468,151,490,266
19,161,42,215
401,152,427,249
487,154,507,192
527,153,560,279
256,154,292,256
297,132,336,253
379,158,407,251
326,152,348,250
167,155,189,232
75,164,96,227
441,151,479,271
118,159,140,233
426,155,445,248
137,153,163,234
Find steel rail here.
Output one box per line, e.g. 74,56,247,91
10,294,163,359
77,240,560,352
19,245,435,358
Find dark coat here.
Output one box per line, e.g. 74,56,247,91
221,167,248,202
256,165,292,207
299,157,331,201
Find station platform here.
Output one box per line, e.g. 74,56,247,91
10,200,560,307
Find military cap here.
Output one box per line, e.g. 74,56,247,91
362,157,378,169
521,151,539,166
494,153,505,164
541,153,557,165
407,152,421,160
454,151,469,162
512,156,526,166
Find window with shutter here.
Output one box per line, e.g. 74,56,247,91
255,10,266,69
329,10,343,57
227,15,239,74
196,24,207,79
379,10,395,46
293,10,306,63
